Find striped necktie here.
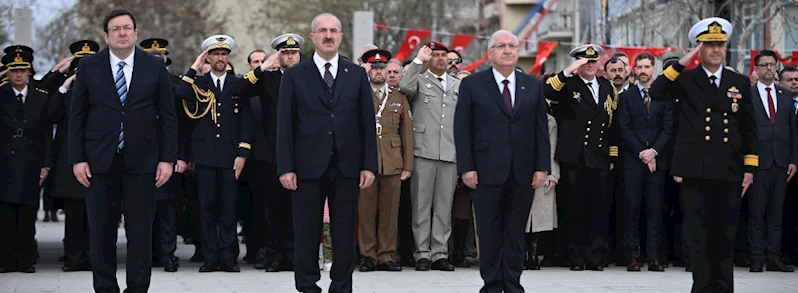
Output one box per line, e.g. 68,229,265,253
116,61,127,150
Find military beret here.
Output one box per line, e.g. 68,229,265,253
425,41,449,52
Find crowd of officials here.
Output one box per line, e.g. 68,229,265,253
0,8,797,293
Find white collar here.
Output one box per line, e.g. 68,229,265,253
579,75,597,85
428,70,447,81
702,66,723,81
492,68,516,86
756,81,776,92
313,52,339,70
110,50,135,68
12,85,28,98
210,72,227,86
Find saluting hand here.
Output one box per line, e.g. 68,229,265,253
416,46,432,63
56,56,76,74
259,52,280,72
191,49,210,72
61,75,77,91
565,58,590,76
678,43,702,67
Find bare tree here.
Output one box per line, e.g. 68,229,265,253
724,0,798,71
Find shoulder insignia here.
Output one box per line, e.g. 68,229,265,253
244,70,258,84
36,88,49,95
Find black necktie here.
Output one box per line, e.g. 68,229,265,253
709,75,718,88
586,82,596,101
216,78,222,91
323,63,334,88
16,93,23,104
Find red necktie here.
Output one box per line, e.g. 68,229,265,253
766,87,776,124
502,79,512,114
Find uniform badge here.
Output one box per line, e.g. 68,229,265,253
731,102,739,113
573,92,582,102
727,86,741,113
424,96,430,103
344,68,349,73
390,102,402,107
453,90,459,101
234,108,239,113
425,83,433,89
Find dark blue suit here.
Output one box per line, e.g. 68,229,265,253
454,69,550,293
617,84,674,261
68,47,177,293
747,84,798,261
276,55,377,293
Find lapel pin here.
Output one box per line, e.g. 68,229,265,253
521,86,525,90
344,67,348,73
779,90,783,94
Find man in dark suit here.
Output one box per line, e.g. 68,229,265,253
276,12,377,293
780,66,798,265
617,52,674,272
234,33,303,272
747,50,797,273
51,40,100,273
0,50,56,274
543,44,620,271
68,9,177,293
177,35,250,273
649,17,758,292
454,30,550,293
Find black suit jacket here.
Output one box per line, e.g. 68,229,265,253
233,67,282,164
649,64,758,181
749,84,798,169
618,85,674,170
176,69,251,168
276,57,377,179
69,47,177,174
454,69,550,185
543,71,620,169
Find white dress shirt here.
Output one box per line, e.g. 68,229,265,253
756,81,778,119
428,70,447,90
579,76,599,103
313,52,339,80
702,66,722,87
210,72,227,91
13,85,28,103
109,50,134,91
492,68,517,106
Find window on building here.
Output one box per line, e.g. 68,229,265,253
785,6,798,51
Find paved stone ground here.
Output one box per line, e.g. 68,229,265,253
1,211,796,293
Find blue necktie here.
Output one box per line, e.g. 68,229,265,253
116,61,127,150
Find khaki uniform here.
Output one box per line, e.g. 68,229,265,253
399,61,460,262
358,86,414,264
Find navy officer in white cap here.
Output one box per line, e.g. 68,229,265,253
543,43,620,272
176,34,252,273
649,17,758,293
232,33,304,273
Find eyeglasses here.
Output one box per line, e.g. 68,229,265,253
490,43,519,50
758,62,778,68
448,58,462,65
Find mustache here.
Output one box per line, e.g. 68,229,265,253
323,38,334,44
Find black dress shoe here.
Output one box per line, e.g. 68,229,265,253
648,261,665,272
19,266,35,273
586,264,603,271
263,261,281,272
43,212,51,222
432,259,455,271
220,261,240,272
199,262,215,272
750,257,765,273
51,211,59,222
627,258,642,272
359,258,376,272
570,265,584,271
766,258,795,272
164,258,179,272
376,261,403,271
415,258,431,271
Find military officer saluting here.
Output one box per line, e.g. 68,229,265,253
177,35,251,273
357,48,414,272
140,37,187,272
0,49,59,273
543,44,620,271
649,17,758,292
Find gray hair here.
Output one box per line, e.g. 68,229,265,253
388,59,403,67
311,13,342,32
488,30,519,49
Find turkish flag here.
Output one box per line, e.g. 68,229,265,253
531,41,558,75
450,34,476,53
685,54,702,70
394,29,431,61
462,53,489,73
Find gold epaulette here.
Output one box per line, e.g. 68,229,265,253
546,74,565,91
181,75,195,85
744,154,759,167
243,70,258,84
238,142,252,150
609,146,619,157
35,88,49,95
182,84,217,123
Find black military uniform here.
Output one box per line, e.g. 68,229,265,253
543,44,620,271
0,51,58,273
648,18,759,293
232,33,303,272
176,35,251,272
4,45,68,95
47,40,100,272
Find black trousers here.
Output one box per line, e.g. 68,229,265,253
749,166,788,258
661,172,688,261
0,202,36,268
681,178,740,293
195,164,238,263
63,198,90,265
293,154,359,293
152,199,178,261
85,153,156,293
259,161,293,265
562,163,608,266
623,168,665,260
471,171,534,293
784,177,798,260
397,179,415,263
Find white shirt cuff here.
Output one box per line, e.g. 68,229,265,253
58,87,68,94
651,148,659,156
413,58,423,65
